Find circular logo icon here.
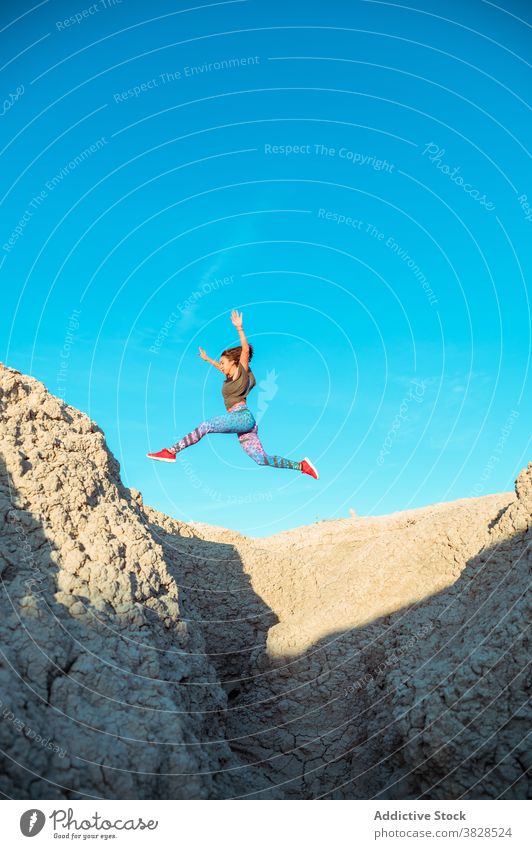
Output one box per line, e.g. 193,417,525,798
20,810,46,837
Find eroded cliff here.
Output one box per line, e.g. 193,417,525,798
0,363,529,799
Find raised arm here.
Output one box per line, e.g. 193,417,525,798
230,309,250,371
198,347,224,372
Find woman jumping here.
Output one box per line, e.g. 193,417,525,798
147,309,319,478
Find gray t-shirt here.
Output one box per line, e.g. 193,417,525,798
221,362,256,411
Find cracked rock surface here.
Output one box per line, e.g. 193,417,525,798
0,363,530,799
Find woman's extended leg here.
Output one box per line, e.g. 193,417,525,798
149,403,317,475
170,407,255,454
237,423,302,471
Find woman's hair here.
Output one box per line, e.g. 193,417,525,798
220,344,254,365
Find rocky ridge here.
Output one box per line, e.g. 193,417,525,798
0,362,529,799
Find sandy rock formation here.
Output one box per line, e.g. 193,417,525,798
0,362,530,799
0,363,268,799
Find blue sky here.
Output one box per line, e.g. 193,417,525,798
1,0,530,536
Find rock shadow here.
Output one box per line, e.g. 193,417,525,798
146,515,278,702
219,526,530,800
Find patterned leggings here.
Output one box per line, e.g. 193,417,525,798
170,402,302,470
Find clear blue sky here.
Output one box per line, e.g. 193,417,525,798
1,0,530,536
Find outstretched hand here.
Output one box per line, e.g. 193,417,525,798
231,309,243,329
198,347,209,360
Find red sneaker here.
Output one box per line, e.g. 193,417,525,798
146,448,176,463
301,457,319,479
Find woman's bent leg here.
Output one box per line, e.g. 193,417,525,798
238,425,302,471
170,408,255,454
